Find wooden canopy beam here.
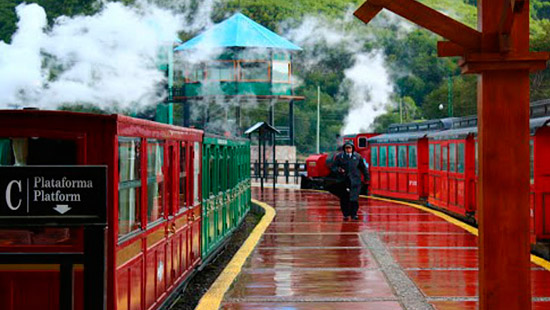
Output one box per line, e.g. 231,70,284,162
354,0,481,51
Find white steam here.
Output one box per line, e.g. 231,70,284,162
341,52,391,133
284,12,395,134
0,1,217,110
0,4,46,106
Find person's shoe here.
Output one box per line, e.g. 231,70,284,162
351,215,359,220
343,216,350,221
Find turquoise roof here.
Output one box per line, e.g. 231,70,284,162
175,13,301,51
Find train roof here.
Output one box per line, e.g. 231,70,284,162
428,107,550,140
368,118,455,143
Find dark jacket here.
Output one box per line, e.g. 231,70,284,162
331,141,369,201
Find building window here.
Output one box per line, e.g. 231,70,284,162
118,138,142,237
388,145,396,167
371,146,378,167
147,140,164,224
185,66,204,83
179,142,187,212
239,61,269,81
207,61,235,81
409,145,417,168
398,145,407,168
272,61,290,82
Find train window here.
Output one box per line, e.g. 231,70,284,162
435,144,441,170
475,141,478,175
442,146,448,171
358,137,367,148
118,137,142,237
449,143,456,172
147,140,165,225
458,143,465,173
398,145,407,168
0,137,77,166
380,146,387,167
429,144,434,170
371,146,378,167
530,140,534,184
388,146,396,167
194,142,200,205
179,143,187,211
0,137,79,245
409,145,417,168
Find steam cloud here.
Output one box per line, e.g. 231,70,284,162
0,1,218,111
284,12,396,134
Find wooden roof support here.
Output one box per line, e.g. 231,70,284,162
354,1,550,310
354,0,481,50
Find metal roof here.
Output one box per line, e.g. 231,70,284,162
244,122,281,135
370,118,455,143
175,13,302,51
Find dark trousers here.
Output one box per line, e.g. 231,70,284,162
339,189,359,217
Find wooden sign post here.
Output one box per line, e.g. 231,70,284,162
354,0,549,309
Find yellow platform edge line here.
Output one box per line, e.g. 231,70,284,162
194,199,276,310
361,194,550,272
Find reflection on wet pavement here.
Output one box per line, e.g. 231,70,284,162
219,189,550,310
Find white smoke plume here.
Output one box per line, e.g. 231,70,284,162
283,11,402,134
0,1,218,111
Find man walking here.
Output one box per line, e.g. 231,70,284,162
331,141,369,220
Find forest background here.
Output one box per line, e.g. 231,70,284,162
1,0,549,154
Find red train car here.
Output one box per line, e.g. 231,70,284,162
0,110,203,310
342,133,379,162
368,119,453,201
425,103,550,242
531,104,550,241
426,116,478,218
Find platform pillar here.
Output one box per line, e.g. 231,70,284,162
353,0,549,309
477,1,531,309
478,70,531,310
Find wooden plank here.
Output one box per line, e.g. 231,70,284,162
437,41,465,57
354,0,481,51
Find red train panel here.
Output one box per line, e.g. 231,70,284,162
0,110,203,310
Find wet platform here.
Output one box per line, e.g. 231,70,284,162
219,188,550,310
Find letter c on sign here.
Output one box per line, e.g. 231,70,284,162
6,180,22,211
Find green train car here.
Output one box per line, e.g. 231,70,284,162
201,134,251,258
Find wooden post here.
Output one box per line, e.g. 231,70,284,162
478,1,531,309
353,1,549,309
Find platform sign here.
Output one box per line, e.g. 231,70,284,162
0,166,107,226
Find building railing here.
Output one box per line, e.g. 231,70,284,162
251,161,306,184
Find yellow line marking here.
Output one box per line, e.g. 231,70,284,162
194,199,276,310
361,195,550,272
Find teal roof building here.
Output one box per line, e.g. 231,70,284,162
172,13,303,144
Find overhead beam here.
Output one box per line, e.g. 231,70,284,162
354,0,481,51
